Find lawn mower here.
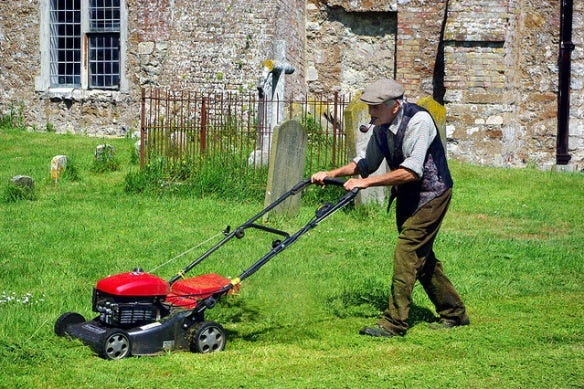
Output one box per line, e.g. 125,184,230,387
54,178,358,359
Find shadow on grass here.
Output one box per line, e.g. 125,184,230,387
216,294,438,344
325,285,438,327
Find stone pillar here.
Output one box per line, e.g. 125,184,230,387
250,40,295,166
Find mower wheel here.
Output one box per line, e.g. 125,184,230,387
54,312,85,337
190,321,226,353
100,329,132,360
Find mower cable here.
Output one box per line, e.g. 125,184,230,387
148,231,225,273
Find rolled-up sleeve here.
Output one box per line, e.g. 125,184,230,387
400,111,436,178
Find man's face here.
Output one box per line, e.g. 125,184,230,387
368,100,400,126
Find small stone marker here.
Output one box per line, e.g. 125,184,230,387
50,155,67,184
169,131,187,153
95,144,116,159
264,119,307,218
11,175,34,190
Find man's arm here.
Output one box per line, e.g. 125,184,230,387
343,167,418,191
311,161,359,184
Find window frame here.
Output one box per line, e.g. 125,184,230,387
38,0,127,94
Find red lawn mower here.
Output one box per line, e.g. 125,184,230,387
54,178,358,359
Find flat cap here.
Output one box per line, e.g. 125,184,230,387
360,78,404,105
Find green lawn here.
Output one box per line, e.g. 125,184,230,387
1,127,582,388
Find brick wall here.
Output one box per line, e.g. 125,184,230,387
395,1,446,100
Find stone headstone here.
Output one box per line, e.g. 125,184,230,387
11,175,34,189
264,119,307,218
169,131,187,153
417,96,447,154
344,94,388,206
50,155,67,183
95,144,116,159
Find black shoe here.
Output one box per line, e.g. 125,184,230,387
359,325,396,338
429,315,470,330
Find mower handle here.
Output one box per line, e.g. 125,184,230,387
170,175,359,287
318,177,360,195
289,177,347,194
322,177,347,187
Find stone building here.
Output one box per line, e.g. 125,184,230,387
0,0,582,170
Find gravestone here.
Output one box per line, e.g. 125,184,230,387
50,155,67,184
169,131,187,155
11,175,34,189
344,94,388,206
95,144,116,159
264,119,307,218
417,96,447,153
134,140,141,158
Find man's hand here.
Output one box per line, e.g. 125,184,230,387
344,178,367,191
311,171,329,184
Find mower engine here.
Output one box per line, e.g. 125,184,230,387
92,268,170,327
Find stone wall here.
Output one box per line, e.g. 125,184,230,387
440,0,583,169
306,0,398,95
442,0,516,166
132,0,305,94
0,0,582,169
0,0,306,137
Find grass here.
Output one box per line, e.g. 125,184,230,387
0,126,583,388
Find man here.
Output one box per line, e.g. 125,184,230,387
311,78,469,337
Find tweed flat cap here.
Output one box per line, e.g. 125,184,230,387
360,79,404,105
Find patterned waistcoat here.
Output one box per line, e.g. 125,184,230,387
375,103,453,215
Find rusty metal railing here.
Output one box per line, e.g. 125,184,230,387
140,88,350,188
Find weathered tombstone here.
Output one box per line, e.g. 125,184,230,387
9,175,35,201
344,94,388,206
417,96,447,154
264,119,307,218
134,140,141,158
169,131,187,155
11,175,34,190
50,155,67,184
95,144,116,159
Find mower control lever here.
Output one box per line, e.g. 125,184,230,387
316,203,334,218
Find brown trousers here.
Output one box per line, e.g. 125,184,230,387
378,189,467,335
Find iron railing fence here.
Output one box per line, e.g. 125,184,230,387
140,88,351,188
